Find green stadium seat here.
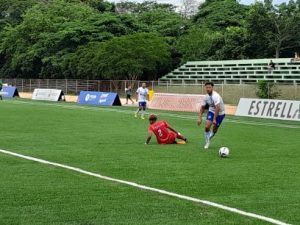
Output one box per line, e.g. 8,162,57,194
159,58,300,85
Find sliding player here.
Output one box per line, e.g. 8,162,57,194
145,114,187,145
197,82,225,149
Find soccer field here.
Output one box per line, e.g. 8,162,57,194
0,99,299,225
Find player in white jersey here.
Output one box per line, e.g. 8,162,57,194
197,82,225,149
135,82,149,119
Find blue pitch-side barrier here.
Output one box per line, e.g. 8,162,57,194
0,86,19,98
78,91,122,106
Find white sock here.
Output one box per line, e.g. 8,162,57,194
141,111,145,117
210,131,215,139
205,132,210,142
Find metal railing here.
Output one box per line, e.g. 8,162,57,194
1,78,299,105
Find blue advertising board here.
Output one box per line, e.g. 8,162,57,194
78,91,121,106
0,86,19,98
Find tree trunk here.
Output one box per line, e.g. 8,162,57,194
275,47,280,58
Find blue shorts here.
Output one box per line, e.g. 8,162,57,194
139,102,147,108
207,111,225,128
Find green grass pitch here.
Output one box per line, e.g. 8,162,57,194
0,99,299,225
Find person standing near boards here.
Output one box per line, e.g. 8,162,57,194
125,85,134,104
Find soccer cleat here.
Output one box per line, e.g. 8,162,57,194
177,140,186,145
141,115,145,120
204,141,210,149
134,113,138,118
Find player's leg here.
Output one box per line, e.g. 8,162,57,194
129,95,134,104
175,132,187,142
166,132,177,144
135,102,142,117
204,111,214,149
126,95,129,104
210,114,225,139
141,102,146,119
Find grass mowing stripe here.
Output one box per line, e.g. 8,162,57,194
0,148,292,225
5,99,300,129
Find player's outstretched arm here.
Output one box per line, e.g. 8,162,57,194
145,131,153,144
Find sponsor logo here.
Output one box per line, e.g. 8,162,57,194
99,93,109,103
85,94,97,102
247,100,300,119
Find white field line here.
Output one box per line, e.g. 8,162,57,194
5,100,300,129
0,148,292,225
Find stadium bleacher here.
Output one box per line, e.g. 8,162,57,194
159,58,300,84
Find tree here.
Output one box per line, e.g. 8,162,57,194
256,80,280,99
70,33,172,80
115,1,176,14
135,7,190,70
193,0,248,31
216,26,249,60
0,0,38,29
244,2,273,58
137,9,190,39
246,1,300,58
80,0,115,12
176,27,223,62
0,0,144,78
272,2,300,58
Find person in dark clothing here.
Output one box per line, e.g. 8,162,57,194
268,60,275,72
125,85,134,104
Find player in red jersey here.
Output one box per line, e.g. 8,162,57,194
145,114,187,145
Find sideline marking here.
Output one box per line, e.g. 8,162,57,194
5,100,300,129
0,148,292,225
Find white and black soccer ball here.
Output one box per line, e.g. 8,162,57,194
219,147,230,158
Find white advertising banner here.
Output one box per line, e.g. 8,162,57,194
236,98,300,121
149,93,205,113
32,89,63,102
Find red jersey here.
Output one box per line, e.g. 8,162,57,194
148,120,176,144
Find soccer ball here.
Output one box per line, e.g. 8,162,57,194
219,147,230,158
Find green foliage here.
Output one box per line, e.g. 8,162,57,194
176,27,223,62
69,33,171,80
1,0,300,79
0,0,38,29
245,1,300,58
115,1,176,14
244,2,273,58
215,26,249,60
137,9,190,39
256,80,280,99
0,0,144,78
194,0,248,31
81,0,115,12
